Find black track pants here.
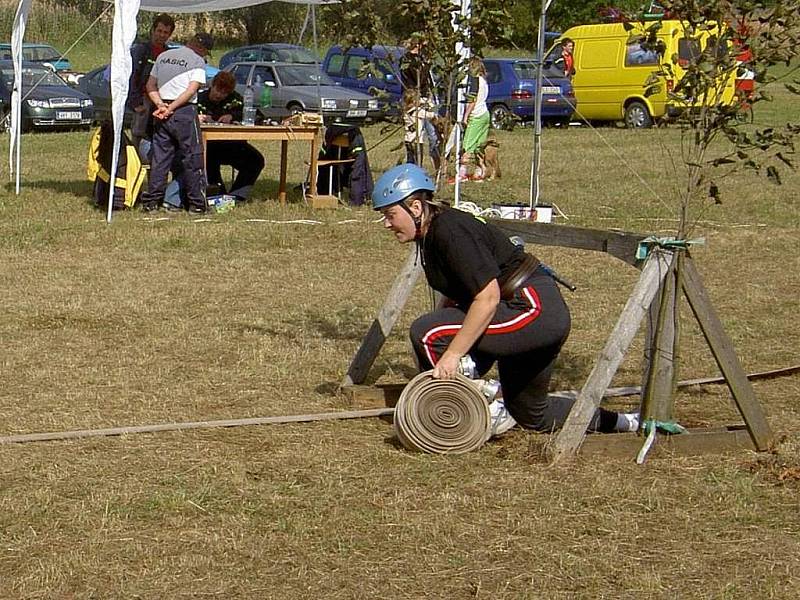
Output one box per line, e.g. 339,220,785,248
205,141,265,199
141,104,206,211
410,269,614,432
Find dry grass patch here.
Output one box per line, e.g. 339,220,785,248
0,79,798,597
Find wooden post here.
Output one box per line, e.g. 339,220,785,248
340,247,423,387
549,249,673,463
680,256,773,450
641,251,679,422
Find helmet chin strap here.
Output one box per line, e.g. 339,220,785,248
398,200,422,240
399,200,423,239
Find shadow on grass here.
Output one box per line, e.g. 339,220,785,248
6,179,94,198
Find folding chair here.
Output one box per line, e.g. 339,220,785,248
306,133,354,208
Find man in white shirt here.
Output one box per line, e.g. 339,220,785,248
140,32,213,213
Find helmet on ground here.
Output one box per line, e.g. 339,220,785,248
372,163,435,210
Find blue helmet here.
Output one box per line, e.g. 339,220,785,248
372,163,435,210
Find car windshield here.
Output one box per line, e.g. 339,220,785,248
275,64,334,86
275,47,318,63
0,66,67,88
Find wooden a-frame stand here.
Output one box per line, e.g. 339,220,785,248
341,221,773,462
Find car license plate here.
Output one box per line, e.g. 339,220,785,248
541,86,560,95
57,111,82,120
346,109,367,117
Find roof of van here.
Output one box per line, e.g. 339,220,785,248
328,45,405,59
561,19,719,38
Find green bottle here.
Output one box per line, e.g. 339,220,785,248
260,84,272,108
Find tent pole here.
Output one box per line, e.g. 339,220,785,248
530,0,553,209
452,0,471,207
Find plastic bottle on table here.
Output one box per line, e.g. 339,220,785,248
260,83,272,109
242,85,256,126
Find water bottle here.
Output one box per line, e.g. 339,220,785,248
242,85,256,126
260,83,272,109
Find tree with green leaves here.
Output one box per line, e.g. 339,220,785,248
630,0,800,237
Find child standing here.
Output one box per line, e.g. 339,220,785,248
403,89,441,171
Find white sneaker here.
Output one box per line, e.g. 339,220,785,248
489,397,517,437
616,412,640,433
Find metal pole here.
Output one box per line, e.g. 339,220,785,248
452,0,471,208
530,0,554,209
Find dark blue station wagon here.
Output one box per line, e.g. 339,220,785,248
483,58,576,128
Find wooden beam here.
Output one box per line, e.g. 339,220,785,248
680,257,774,451
491,220,647,267
341,247,423,387
549,249,673,463
343,364,800,409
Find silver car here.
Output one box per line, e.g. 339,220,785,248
223,61,380,124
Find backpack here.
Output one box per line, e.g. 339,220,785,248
87,122,146,210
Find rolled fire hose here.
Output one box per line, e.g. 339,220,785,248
393,371,491,454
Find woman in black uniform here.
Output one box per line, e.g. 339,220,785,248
372,163,639,435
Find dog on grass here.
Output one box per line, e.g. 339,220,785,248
478,132,501,180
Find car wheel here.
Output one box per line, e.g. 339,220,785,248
624,101,653,129
490,104,511,129
287,102,304,114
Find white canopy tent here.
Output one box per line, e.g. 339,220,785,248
7,0,335,221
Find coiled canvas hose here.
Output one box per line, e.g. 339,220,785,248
393,371,491,454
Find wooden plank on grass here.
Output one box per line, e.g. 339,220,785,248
341,383,405,408
491,220,646,267
681,257,774,451
579,426,757,459
549,249,673,463
341,246,423,387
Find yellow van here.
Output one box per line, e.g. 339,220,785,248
546,20,736,128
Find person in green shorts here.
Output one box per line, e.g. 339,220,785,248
450,56,490,184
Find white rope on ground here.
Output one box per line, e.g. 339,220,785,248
453,201,502,219
544,87,668,212
137,217,367,226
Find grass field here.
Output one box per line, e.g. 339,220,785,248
0,43,799,598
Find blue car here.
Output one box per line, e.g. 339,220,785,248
0,42,72,72
483,58,576,128
322,45,405,111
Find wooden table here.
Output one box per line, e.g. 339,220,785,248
200,124,321,205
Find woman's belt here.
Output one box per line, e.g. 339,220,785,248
499,253,541,300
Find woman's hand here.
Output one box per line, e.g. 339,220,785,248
433,351,461,380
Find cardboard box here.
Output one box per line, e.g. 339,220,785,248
491,203,553,222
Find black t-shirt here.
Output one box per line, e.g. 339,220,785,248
421,208,525,307
197,89,244,123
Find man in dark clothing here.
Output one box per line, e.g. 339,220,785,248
128,13,175,148
197,72,265,202
139,32,213,213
